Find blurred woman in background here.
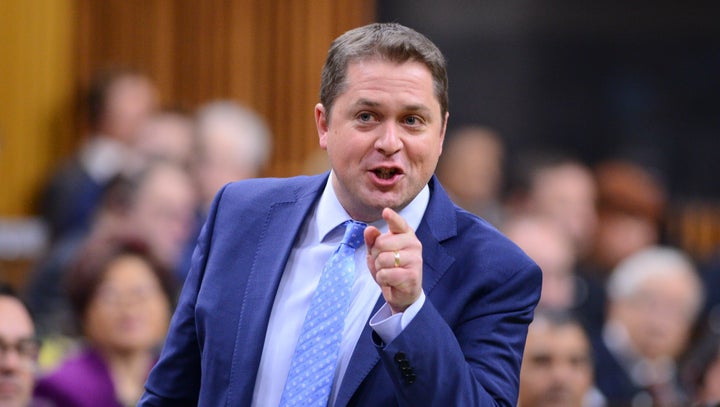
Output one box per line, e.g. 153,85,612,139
34,235,175,407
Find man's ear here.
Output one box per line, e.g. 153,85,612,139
315,103,329,149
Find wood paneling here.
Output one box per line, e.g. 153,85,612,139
0,0,373,288
0,0,373,218
0,0,75,216
75,0,375,177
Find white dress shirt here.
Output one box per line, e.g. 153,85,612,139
251,172,428,406
80,135,135,183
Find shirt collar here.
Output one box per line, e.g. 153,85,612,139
315,171,430,243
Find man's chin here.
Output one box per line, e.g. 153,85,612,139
356,193,403,213
540,390,578,407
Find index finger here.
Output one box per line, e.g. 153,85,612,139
382,207,411,235
364,225,382,253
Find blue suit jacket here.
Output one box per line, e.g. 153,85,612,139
139,174,541,406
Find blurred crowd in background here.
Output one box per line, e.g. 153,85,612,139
1,62,720,407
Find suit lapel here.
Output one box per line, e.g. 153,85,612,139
228,175,328,405
334,296,385,406
335,176,457,405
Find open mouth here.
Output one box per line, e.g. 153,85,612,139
372,167,401,180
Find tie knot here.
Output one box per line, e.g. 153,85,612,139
341,220,366,249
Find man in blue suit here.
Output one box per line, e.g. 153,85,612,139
139,22,541,406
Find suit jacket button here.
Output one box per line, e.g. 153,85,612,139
406,373,416,384
394,352,407,363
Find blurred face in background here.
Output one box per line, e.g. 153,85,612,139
133,111,196,169
610,273,698,360
130,164,197,269
530,163,598,258
518,319,593,407
0,296,38,407
504,216,577,311
84,254,171,353
437,128,503,209
195,125,252,208
100,75,158,144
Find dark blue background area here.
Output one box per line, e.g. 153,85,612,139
377,1,720,199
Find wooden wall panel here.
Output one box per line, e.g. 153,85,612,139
0,0,75,216
75,0,374,177
0,0,374,218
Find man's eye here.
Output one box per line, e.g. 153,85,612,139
530,354,552,367
404,116,421,126
358,112,373,122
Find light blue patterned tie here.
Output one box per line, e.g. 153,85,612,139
280,220,367,407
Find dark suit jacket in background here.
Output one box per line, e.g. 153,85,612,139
37,158,104,242
139,173,541,406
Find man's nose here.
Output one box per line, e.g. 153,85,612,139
374,123,403,155
550,361,578,383
0,348,24,371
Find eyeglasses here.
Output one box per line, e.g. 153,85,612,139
0,337,40,366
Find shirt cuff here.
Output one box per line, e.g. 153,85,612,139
369,291,426,344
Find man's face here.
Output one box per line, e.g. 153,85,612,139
518,321,593,407
131,165,197,268
440,131,503,205
0,297,37,407
195,126,254,208
103,76,158,143
316,59,447,222
532,164,598,257
612,274,697,359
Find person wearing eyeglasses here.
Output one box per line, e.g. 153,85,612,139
0,283,40,407
33,236,175,407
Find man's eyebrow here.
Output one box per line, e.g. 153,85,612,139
353,99,432,114
403,104,432,114
353,98,380,108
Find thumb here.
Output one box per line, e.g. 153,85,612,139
382,207,411,235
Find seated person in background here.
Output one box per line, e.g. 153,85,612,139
505,151,598,264
588,159,667,279
518,310,601,407
120,161,198,279
33,236,175,407
592,246,703,407
502,213,605,337
173,100,274,280
193,100,273,215
0,283,40,407
504,153,606,336
37,67,158,243
132,108,197,171
435,125,505,226
503,214,579,312
25,160,196,339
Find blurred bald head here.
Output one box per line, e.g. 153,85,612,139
195,101,272,208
